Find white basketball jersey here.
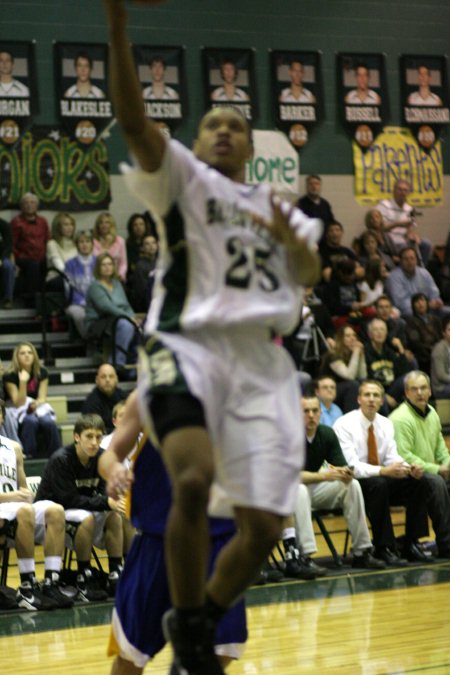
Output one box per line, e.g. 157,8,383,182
0,435,18,494
122,139,321,336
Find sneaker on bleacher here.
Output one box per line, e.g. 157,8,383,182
17,579,58,611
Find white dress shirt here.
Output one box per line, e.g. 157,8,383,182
333,409,404,479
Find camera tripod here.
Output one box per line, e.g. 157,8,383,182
298,321,330,369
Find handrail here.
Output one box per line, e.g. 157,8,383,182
37,267,73,366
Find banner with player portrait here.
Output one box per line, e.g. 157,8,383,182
337,53,388,149
400,55,449,150
132,45,186,136
0,41,38,148
54,42,113,148
271,50,322,150
202,48,256,122
0,126,110,211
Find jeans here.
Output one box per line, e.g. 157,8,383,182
1,257,16,301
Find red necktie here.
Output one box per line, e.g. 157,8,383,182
367,424,379,465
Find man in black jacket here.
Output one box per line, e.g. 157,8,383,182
81,364,127,433
35,413,126,601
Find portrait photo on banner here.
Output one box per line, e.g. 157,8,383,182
54,42,113,147
337,52,388,149
400,54,450,150
202,47,256,121
132,44,186,136
0,40,38,148
270,49,322,149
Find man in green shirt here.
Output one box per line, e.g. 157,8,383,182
390,370,450,558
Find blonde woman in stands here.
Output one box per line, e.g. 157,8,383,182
319,325,367,413
92,212,127,282
45,212,77,291
3,342,60,458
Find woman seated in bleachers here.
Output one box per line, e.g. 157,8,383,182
430,316,450,398
3,341,61,458
64,230,96,340
92,212,127,282
364,208,398,268
357,229,396,271
125,212,154,279
405,293,442,374
357,256,389,312
85,253,140,378
46,212,77,291
319,325,366,412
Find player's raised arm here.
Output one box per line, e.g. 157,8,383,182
103,0,166,172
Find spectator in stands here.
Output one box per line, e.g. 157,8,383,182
315,376,343,427
3,342,61,459
0,401,73,610
127,234,158,313
45,212,77,291
0,216,16,308
85,253,140,376
374,295,408,351
390,371,450,558
295,395,385,569
364,208,398,268
125,212,154,278
333,379,433,565
364,318,413,411
357,230,394,273
297,175,336,238
319,221,364,284
431,317,450,398
405,293,442,374
385,246,449,318
35,413,126,601
357,256,388,311
11,192,50,299
319,325,366,413
93,212,127,282
376,179,432,265
81,363,127,433
427,231,450,303
64,230,96,340
322,258,368,329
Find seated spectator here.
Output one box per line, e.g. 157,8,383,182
405,293,442,374
81,364,127,434
364,318,413,411
0,401,72,610
358,228,395,271
127,234,158,313
390,371,450,558
314,376,343,427
0,216,16,308
93,212,127,282
297,174,336,241
319,221,364,284
11,192,50,299
85,253,140,375
357,256,388,311
295,395,385,569
333,380,439,565
385,246,450,318
125,212,154,278
64,229,96,340
46,212,77,291
322,258,369,329
376,179,432,265
364,208,398,269
431,317,450,398
3,342,61,459
35,414,126,601
319,325,367,412
374,295,408,350
427,232,450,303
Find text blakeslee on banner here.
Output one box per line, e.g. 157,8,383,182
353,126,443,207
